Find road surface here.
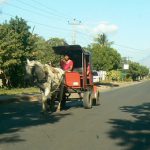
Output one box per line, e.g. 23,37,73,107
0,81,150,150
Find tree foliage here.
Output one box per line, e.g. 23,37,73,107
32,36,68,64
90,41,121,71
94,33,114,47
0,17,36,87
46,37,68,66
128,62,149,80
106,70,122,81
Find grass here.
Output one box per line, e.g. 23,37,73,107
0,87,40,95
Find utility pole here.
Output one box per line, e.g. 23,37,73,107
68,18,81,45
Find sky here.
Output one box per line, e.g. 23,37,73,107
0,0,150,65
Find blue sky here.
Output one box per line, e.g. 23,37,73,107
0,0,150,64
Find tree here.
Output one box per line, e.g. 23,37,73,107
128,62,149,80
90,39,121,71
46,37,68,66
47,37,68,47
31,35,48,62
139,65,149,79
30,36,68,65
0,16,36,87
94,33,113,47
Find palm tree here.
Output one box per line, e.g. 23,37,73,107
95,33,113,47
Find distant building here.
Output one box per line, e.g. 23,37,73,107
97,71,107,81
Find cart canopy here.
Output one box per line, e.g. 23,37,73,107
53,45,90,56
53,45,91,69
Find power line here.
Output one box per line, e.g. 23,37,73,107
114,43,145,52
31,0,73,20
2,12,91,44
76,31,150,53
2,12,91,45
15,0,68,22
2,12,72,32
1,11,150,54
28,20,71,32
114,43,149,54
5,2,66,24
78,31,93,40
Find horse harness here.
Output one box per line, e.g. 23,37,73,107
31,65,48,84
32,64,64,94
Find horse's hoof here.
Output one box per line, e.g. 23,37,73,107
56,108,61,112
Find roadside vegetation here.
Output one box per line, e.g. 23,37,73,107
0,87,39,95
0,16,149,90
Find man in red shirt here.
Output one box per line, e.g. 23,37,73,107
60,55,73,71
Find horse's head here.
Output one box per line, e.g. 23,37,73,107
26,59,36,75
25,59,47,86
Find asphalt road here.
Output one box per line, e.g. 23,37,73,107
0,81,150,150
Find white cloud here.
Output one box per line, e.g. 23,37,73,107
92,21,118,34
0,0,7,4
78,21,118,36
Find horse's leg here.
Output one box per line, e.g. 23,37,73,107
41,87,50,112
56,81,64,112
47,92,54,111
49,93,55,112
41,92,47,113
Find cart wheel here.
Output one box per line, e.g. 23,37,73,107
83,91,92,109
96,91,100,105
92,91,100,106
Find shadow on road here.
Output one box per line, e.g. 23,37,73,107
64,100,83,110
95,82,119,87
0,99,71,144
107,102,150,150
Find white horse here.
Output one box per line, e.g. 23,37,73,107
26,59,64,112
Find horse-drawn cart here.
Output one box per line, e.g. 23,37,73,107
53,45,100,109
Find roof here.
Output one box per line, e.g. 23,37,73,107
53,45,90,55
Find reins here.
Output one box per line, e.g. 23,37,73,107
42,64,65,94
49,74,65,94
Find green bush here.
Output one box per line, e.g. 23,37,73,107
106,70,122,81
